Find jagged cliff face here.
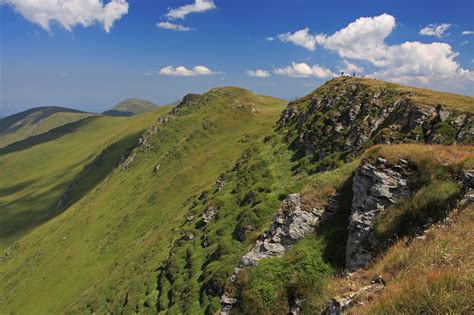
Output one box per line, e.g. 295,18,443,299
279,78,473,169
346,157,413,271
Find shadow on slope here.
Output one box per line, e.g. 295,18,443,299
0,132,141,242
0,116,99,155
0,106,87,135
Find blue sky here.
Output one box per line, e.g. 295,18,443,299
1,0,473,115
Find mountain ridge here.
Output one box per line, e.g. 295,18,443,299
0,78,472,314
0,106,94,148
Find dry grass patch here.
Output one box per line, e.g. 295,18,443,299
350,204,474,314
363,144,474,168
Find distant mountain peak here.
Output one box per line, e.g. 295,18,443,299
103,98,158,116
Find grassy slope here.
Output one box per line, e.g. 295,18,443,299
0,108,169,249
104,98,158,115
233,144,473,314
0,88,286,314
349,144,474,314
0,107,94,148
1,81,472,314
353,204,474,314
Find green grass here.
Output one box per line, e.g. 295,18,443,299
0,88,287,314
104,98,158,116
237,236,332,315
1,81,472,315
0,108,169,249
0,107,94,148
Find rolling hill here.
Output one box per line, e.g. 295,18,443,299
0,106,171,249
0,79,472,314
0,106,94,148
103,98,158,116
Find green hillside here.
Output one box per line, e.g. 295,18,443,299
0,107,170,249
103,98,158,116
0,79,472,314
0,87,287,314
0,106,94,148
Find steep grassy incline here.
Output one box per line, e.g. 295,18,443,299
0,106,94,148
0,109,169,249
103,98,158,116
0,88,286,314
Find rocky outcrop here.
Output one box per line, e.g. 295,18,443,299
181,230,195,241
202,204,219,224
346,158,412,271
216,173,228,191
240,193,325,267
121,116,170,170
170,94,206,116
220,193,340,314
279,78,473,164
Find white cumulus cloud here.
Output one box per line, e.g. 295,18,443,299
419,23,451,38
462,30,474,35
275,14,474,91
369,42,462,78
159,65,218,76
157,21,193,32
165,0,216,20
246,69,270,78
0,0,128,32
274,62,335,78
276,27,322,51
317,13,396,65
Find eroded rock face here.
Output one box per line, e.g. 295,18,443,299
240,193,324,267
279,79,473,162
220,193,340,314
346,158,412,271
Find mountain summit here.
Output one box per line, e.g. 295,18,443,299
103,98,158,116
